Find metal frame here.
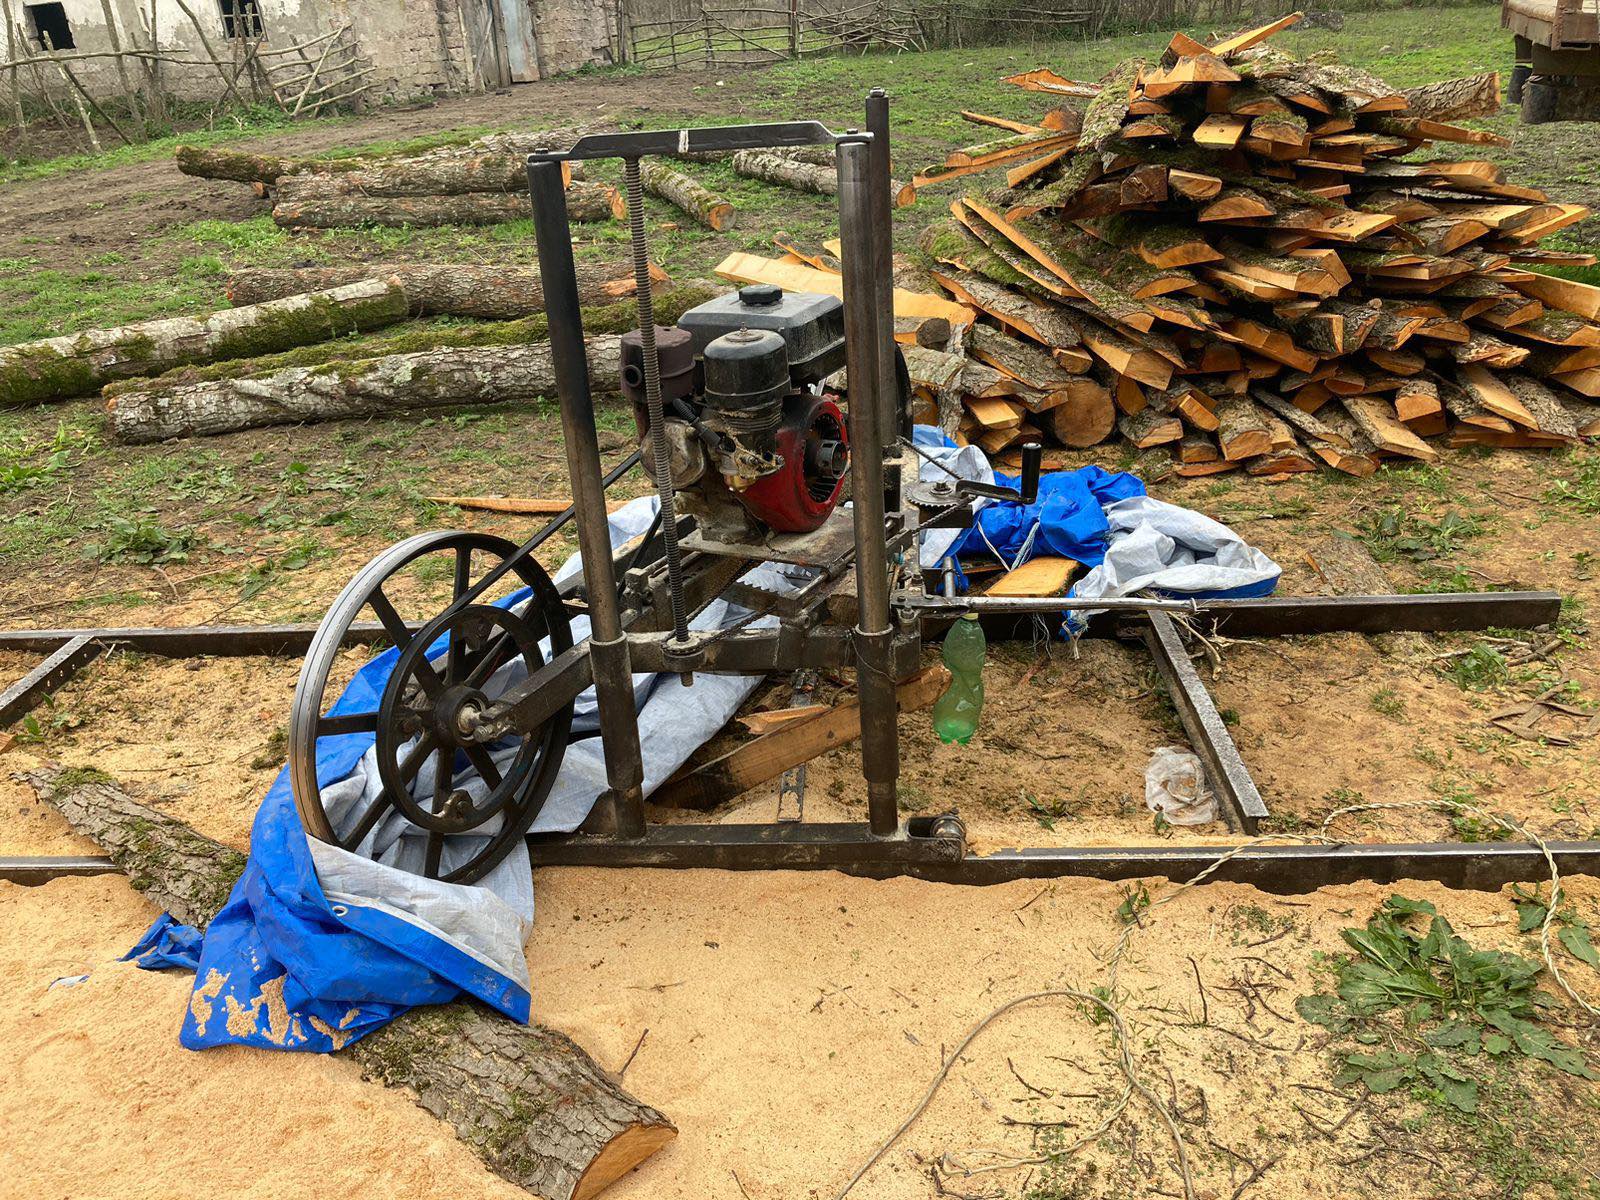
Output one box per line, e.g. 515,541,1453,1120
1,91,1589,896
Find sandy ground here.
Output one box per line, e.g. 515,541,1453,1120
5,865,1598,1200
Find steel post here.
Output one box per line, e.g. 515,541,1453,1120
864,88,901,453
838,136,900,837
527,156,647,837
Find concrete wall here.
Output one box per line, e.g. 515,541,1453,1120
0,0,617,108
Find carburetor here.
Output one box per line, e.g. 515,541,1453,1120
619,283,851,542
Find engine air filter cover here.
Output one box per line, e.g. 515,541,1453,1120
703,327,789,423
678,287,845,383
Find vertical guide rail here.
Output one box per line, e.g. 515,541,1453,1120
527,156,648,838
837,135,901,838
621,156,690,645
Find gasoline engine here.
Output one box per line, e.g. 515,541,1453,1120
618,283,851,542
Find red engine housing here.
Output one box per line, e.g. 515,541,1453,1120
734,394,848,533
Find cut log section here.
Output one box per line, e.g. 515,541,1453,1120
1045,378,1116,446
1,279,408,407
26,768,675,1200
733,150,835,195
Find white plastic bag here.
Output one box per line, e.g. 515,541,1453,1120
1144,747,1217,826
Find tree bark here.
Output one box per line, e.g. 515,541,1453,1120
638,159,734,231
109,335,624,443
1400,72,1500,121
176,144,377,184
0,278,409,408
731,149,837,195
225,263,637,319
273,179,620,229
24,768,675,1200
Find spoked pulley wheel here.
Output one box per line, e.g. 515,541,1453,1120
288,531,575,883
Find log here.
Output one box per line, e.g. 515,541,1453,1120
273,178,619,228
176,143,584,193
105,287,715,399
639,159,734,231
108,335,624,443
0,279,408,408
282,152,532,196
731,149,836,195
1400,73,1501,121
1045,378,1116,446
175,144,375,184
224,263,656,319
25,768,674,1200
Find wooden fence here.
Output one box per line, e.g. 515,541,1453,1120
619,0,1094,69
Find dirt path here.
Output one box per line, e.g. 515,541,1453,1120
0,68,742,265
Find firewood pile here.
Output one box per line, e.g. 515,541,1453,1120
909,12,1600,478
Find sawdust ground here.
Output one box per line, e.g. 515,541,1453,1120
4,868,1598,1200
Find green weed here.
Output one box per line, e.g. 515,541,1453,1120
1297,895,1597,1114
85,513,201,565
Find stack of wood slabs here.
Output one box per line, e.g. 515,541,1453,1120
912,12,1600,478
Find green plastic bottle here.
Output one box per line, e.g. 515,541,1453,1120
931,614,986,745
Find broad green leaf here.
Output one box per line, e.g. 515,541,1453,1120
1516,901,1549,933
1425,1022,1481,1051
1558,923,1600,972
1295,994,1344,1028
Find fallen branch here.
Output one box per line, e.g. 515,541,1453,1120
25,767,675,1200
1,278,409,407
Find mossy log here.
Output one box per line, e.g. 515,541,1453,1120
273,179,620,229
108,334,625,443
24,768,674,1200
104,286,717,398
0,278,409,408
638,160,734,231
287,152,532,196
225,262,630,319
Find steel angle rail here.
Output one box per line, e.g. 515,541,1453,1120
14,837,1600,890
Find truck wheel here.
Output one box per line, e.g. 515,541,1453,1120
1521,77,1557,125
1508,64,1530,105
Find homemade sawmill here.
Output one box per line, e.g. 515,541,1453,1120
2,94,1593,894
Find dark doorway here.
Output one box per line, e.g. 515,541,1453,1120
25,2,74,50
217,0,265,40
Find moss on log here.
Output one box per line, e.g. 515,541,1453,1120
0,278,409,407
639,160,735,231
105,286,716,396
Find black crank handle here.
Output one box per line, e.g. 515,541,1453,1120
957,442,1042,505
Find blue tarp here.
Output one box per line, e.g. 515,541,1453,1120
945,462,1147,572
